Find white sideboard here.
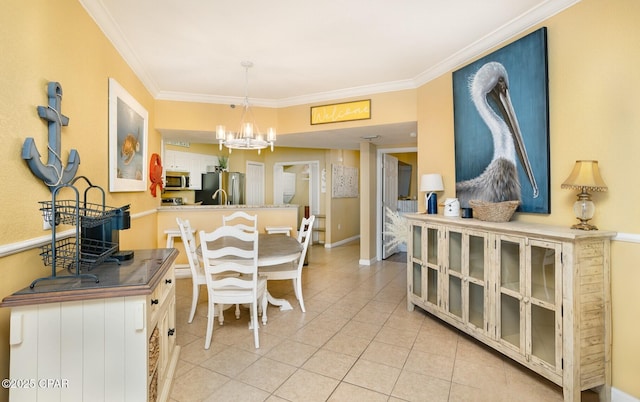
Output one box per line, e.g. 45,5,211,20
1,249,180,402
405,214,614,402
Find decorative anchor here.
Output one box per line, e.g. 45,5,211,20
22,82,80,190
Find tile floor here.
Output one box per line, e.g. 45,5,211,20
169,241,591,402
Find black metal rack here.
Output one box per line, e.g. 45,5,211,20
31,176,124,288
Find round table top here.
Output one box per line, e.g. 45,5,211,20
199,233,302,267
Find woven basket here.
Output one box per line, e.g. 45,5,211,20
469,200,520,222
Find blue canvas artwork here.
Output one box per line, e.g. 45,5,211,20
453,27,550,214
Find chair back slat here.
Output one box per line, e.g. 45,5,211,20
199,225,259,287
222,211,258,233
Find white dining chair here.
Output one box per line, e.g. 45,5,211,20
222,211,258,233
260,215,315,312
199,225,267,349
176,217,206,323
222,211,258,320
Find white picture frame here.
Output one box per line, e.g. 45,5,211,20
108,77,148,192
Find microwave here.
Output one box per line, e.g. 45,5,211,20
165,171,190,190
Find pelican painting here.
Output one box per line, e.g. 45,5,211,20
453,28,550,213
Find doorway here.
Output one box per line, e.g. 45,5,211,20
376,147,418,261
273,160,321,233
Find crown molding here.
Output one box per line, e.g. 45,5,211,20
81,0,581,107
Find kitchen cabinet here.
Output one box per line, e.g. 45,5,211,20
164,150,219,190
1,249,180,402
406,214,614,402
164,149,190,172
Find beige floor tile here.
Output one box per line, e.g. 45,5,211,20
201,379,270,402
327,382,388,402
291,325,337,347
412,327,459,358
374,325,419,348
339,320,382,341
404,348,455,382
343,359,401,395
455,334,505,369
392,370,451,402
302,349,358,380
236,357,297,393
200,346,261,377
264,339,318,367
322,332,371,357
170,366,229,402
448,382,509,402
274,369,339,402
452,358,507,391
360,340,410,369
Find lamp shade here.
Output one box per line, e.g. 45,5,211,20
420,174,444,192
561,160,607,192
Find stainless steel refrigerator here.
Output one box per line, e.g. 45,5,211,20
195,171,245,205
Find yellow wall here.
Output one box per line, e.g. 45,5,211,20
0,1,162,399
1,0,639,400
415,0,640,397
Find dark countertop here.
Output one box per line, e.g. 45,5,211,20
1,248,178,308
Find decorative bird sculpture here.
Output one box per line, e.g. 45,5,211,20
456,61,539,207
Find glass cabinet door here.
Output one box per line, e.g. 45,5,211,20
446,229,463,319
527,240,562,372
497,235,526,352
425,226,440,306
407,223,440,308
467,231,487,330
445,228,487,331
497,234,562,374
408,224,424,299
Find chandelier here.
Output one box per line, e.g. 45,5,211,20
216,61,276,154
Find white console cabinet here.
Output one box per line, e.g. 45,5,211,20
1,249,180,402
406,214,614,402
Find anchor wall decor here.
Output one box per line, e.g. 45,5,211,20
22,82,80,190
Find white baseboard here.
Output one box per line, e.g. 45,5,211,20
359,257,377,266
613,387,639,402
323,235,360,249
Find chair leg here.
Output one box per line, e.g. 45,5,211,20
188,283,199,323
218,304,225,325
235,304,241,319
205,301,215,349
295,277,306,313
261,291,268,325
253,302,260,348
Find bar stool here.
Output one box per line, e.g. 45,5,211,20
165,228,194,278
265,226,292,236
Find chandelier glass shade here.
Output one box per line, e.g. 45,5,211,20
216,61,276,154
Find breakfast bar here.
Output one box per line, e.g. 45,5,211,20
157,204,299,276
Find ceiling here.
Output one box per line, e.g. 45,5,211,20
80,0,577,149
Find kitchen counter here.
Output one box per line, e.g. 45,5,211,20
158,204,299,210
157,205,299,270
1,248,178,307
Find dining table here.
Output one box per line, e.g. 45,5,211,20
197,233,303,311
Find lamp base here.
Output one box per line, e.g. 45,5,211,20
427,193,438,214
571,220,598,231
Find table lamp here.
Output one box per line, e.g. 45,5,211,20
420,173,444,214
561,160,607,230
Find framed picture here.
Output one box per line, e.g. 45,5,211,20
108,78,148,192
453,27,550,214
311,99,371,125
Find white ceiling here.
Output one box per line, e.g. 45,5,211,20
80,0,577,149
